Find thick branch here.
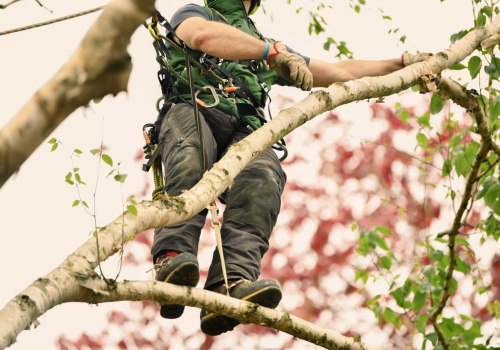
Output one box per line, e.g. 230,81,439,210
0,0,154,188
73,280,380,350
2,12,500,350
481,33,500,49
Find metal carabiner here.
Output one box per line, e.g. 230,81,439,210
147,22,161,41
195,85,220,108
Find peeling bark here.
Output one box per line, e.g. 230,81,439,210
0,0,155,188
1,10,500,350
77,280,381,350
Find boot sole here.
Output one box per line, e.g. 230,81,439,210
200,285,281,335
160,261,199,319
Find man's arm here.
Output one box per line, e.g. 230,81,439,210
308,58,402,88
175,17,313,90
176,17,268,60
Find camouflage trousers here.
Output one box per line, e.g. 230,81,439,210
151,103,286,288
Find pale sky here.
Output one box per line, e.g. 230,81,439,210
0,1,474,349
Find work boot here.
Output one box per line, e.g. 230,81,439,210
155,252,199,319
200,279,282,335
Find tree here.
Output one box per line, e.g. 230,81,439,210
0,0,499,349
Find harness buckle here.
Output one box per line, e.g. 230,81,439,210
195,85,220,108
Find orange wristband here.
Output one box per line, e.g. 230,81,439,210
266,41,281,62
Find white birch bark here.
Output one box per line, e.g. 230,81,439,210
1,9,499,350
0,0,155,188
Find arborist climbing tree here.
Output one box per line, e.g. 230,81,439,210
144,0,431,336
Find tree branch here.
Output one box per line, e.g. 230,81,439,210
438,77,500,157
0,6,103,36
75,280,380,350
429,77,496,350
0,0,154,188
481,33,500,49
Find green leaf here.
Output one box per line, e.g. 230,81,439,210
114,174,128,183
375,225,392,236
490,98,500,120
399,35,406,43
454,153,469,177
323,37,335,51
430,93,445,114
485,63,497,77
380,256,392,269
101,154,113,167
484,213,499,240
369,231,390,251
449,63,466,70
468,56,482,79
442,159,452,176
74,173,86,185
355,267,369,283
450,29,469,43
73,149,83,155
417,314,428,332
481,5,492,17
475,12,486,26
354,5,360,13
72,200,80,207
127,204,138,216
455,256,471,273
413,289,427,312
90,149,100,155
65,172,74,185
382,308,402,328
48,138,57,144
455,237,470,248
416,132,428,148
484,183,500,215
417,113,431,128
81,201,89,208
50,143,58,152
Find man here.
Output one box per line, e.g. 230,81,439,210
152,0,427,336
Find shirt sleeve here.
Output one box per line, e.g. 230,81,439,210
170,4,211,29
286,45,311,66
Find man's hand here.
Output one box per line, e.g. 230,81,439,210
268,42,313,91
402,52,433,67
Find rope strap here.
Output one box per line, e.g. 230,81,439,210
208,201,230,296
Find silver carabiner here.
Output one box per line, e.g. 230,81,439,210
195,85,220,108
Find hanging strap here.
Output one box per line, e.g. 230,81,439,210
208,201,230,296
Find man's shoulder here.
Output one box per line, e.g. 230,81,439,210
171,3,211,27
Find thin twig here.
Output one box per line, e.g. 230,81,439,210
0,0,21,9
34,0,52,13
0,6,104,36
359,138,441,170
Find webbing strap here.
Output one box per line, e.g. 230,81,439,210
208,201,230,296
